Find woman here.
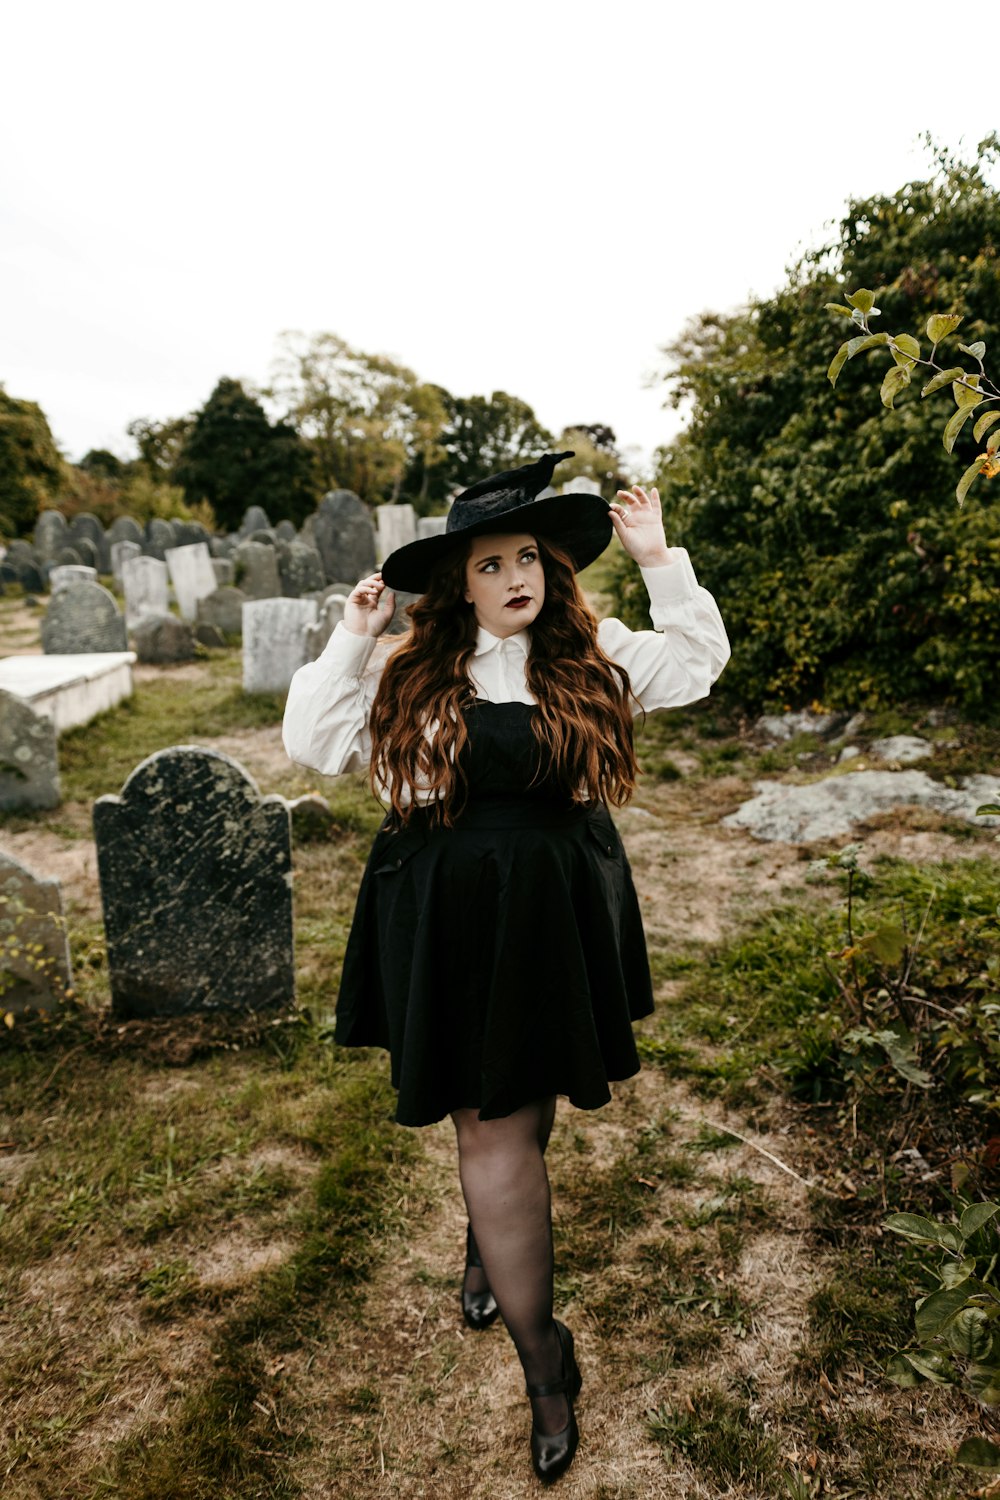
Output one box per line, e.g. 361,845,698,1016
282,451,730,1483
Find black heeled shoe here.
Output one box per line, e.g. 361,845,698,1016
461,1223,499,1330
526,1319,582,1484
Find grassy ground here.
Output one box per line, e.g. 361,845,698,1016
4,588,1000,1497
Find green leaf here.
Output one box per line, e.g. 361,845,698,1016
941,1255,978,1288
891,333,921,369
944,405,978,454
960,341,987,360
948,1307,993,1360
954,376,983,409
885,1352,923,1387
977,804,1000,818
967,1363,1000,1404
973,409,1000,442
885,1212,956,1246
867,1026,932,1087
989,430,1000,456
880,366,911,409
916,1286,971,1337
922,366,968,398
906,1347,957,1383
858,924,907,964
956,1437,1000,1469
826,303,857,320
826,333,888,386
961,1204,1000,1240
926,313,963,344
957,455,988,507
846,288,879,315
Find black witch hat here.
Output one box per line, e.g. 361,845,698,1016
380,450,612,593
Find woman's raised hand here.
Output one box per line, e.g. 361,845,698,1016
609,485,673,568
344,572,396,638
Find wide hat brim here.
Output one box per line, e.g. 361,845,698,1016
380,492,612,594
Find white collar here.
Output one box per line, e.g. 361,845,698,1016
472,624,531,659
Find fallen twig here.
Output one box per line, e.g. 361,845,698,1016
704,1120,837,1197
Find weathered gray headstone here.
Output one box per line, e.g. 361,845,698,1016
68,513,110,572
50,564,98,594
71,536,101,572
108,515,144,547
41,581,128,653
375,503,417,561
132,613,197,663
239,505,272,536
111,539,142,584
53,545,84,567
122,554,169,628
304,593,348,660
144,518,177,560
34,510,68,560
93,747,294,1017
0,852,72,1015
312,490,376,583
0,690,60,810
416,516,448,539
562,477,602,496
211,558,234,587
197,586,246,637
194,622,225,648
278,540,325,597
247,529,276,547
243,597,318,692
275,519,297,542
172,521,211,548
165,542,217,620
233,540,282,600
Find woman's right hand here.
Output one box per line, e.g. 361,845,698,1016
343,572,396,637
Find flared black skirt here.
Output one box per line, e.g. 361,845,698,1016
335,794,654,1127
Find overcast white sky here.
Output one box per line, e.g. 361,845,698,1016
3,0,996,479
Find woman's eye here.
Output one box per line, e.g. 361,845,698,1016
521,551,537,563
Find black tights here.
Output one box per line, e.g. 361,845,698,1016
451,1098,568,1435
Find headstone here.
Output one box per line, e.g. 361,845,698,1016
53,546,84,567
165,542,217,620
416,516,448,539
563,477,603,496
304,593,348,660
197,586,246,637
239,505,272,536
71,536,101,572
387,590,421,635
210,535,237,559
211,558,234,587
41,581,128,653
233,540,282,600
376,503,417,561
275,520,297,542
11,559,44,592
277,540,325,597
111,539,142,584
50,564,98,593
0,690,60,810
312,490,377,583
194,622,226,648
68,513,110,572
107,515,144,547
132,613,197,663
247,529,276,547
94,747,295,1017
122,554,169,628
172,521,211,548
243,597,318,692
144,518,177,560
34,510,68,560
0,852,72,1015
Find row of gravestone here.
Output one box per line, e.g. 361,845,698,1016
2,746,304,1018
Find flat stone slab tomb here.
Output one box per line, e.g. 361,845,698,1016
0,653,137,734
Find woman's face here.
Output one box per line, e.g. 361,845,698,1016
463,532,546,638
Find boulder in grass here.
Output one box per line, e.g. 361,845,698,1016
132,613,197,664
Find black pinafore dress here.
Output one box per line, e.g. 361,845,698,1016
335,700,655,1126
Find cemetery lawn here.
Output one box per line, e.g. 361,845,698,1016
4,595,1000,1497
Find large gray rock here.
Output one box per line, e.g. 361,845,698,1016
132,613,197,663
41,581,128,653
723,770,1000,844
122,554,169,628
277,540,325,597
233,540,281,600
0,690,59,810
197,585,246,637
243,597,318,692
93,747,294,1017
869,735,933,765
0,852,72,1015
312,490,376,583
754,709,848,744
165,542,217,620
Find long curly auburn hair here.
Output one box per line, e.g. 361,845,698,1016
369,535,639,824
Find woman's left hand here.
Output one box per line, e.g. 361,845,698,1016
609,485,674,568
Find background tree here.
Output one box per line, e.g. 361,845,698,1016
610,136,1000,716
126,414,194,482
558,424,630,497
433,390,555,494
0,387,63,538
173,377,320,531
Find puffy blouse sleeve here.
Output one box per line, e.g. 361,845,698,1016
596,549,731,714
282,623,390,775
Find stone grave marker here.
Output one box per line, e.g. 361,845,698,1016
233,540,281,600
416,516,448,539
50,564,98,593
312,490,376,582
197,586,246,636
111,539,142,584
122,554,169,628
93,746,294,1017
165,542,217,619
243,597,318,692
304,593,348,660
277,540,325,597
0,690,59,810
375,503,417,561
0,852,72,1015
34,510,68,560
41,581,128,653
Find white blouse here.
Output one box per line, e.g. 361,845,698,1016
282,550,731,788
